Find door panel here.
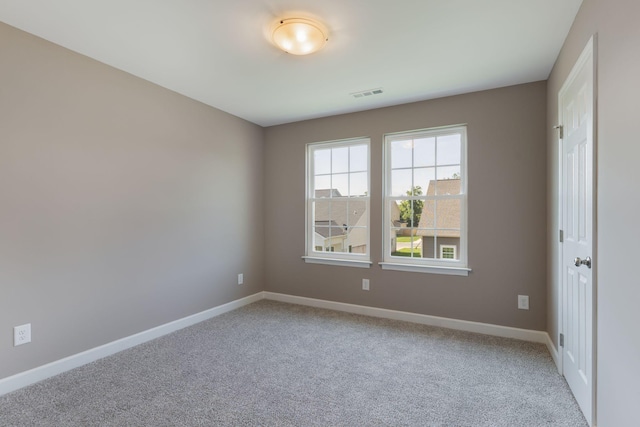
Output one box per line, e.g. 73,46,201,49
559,37,595,426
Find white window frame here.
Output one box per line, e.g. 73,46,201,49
303,137,372,268
440,244,457,259
380,125,470,276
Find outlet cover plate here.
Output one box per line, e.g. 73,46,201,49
14,323,31,346
518,295,530,310
362,279,370,291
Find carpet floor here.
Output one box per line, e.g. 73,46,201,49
0,300,587,426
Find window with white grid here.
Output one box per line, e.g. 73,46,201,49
305,138,370,267
382,126,468,274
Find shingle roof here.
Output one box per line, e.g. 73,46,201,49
314,189,367,228
417,179,461,238
314,220,346,238
314,189,343,198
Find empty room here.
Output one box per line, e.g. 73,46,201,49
1,1,638,426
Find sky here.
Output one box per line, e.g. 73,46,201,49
313,134,461,198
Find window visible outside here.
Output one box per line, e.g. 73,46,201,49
383,126,467,269
307,138,370,262
440,245,457,259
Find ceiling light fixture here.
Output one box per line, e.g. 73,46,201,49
271,18,328,55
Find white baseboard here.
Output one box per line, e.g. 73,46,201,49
546,333,562,373
264,292,551,344
1,291,558,397
0,292,263,397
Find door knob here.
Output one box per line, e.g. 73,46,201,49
574,256,592,269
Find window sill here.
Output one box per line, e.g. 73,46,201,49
378,262,471,276
302,256,372,269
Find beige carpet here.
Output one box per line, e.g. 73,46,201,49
0,300,587,426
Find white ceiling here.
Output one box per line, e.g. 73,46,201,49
0,0,583,127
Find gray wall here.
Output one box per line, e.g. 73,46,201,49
265,82,548,331
0,23,264,379
546,0,640,424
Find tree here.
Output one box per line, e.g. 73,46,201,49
399,186,423,227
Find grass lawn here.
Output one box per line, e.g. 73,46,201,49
396,236,420,243
392,248,422,257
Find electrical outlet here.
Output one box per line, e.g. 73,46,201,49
362,279,370,291
518,295,529,310
237,273,244,285
14,323,31,346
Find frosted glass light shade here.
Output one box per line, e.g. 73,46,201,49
272,18,328,55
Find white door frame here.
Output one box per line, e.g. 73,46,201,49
557,34,597,426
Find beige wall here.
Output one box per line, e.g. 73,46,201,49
0,23,265,379
265,82,547,331
546,0,640,424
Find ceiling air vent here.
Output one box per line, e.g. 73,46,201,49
351,88,384,98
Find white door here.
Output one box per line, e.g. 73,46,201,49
558,36,596,426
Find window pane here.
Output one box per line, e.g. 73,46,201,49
391,139,413,169
398,199,425,228
419,235,435,259
349,172,367,196
332,146,349,174
413,167,435,195
391,169,412,196
313,201,329,223
313,222,346,248
349,144,368,172
346,227,367,254
436,171,461,196
314,149,331,175
435,198,461,231
314,176,331,195
435,239,460,260
313,231,325,251
390,228,401,254
437,134,461,165
347,203,367,228
414,137,436,167
331,226,349,253
392,230,422,258
437,165,461,183
389,201,402,225
435,173,461,195
420,200,435,228
332,173,349,197
332,201,349,228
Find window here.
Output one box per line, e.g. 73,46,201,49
381,125,468,275
440,245,457,259
305,138,370,267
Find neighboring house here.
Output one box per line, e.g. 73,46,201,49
314,189,401,254
313,220,347,252
417,179,461,259
314,189,367,253
389,201,402,250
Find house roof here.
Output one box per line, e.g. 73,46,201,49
314,220,346,238
314,189,366,229
315,189,343,198
417,179,461,238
